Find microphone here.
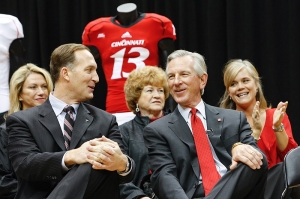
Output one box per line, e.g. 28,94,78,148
206,128,214,137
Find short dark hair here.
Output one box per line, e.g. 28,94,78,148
50,43,90,83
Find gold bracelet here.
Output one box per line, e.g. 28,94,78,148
232,142,243,150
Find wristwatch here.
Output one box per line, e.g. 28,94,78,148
118,156,131,174
272,123,284,132
124,157,131,173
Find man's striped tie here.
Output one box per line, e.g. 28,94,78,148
63,106,75,150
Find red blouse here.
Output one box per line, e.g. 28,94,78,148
258,108,298,168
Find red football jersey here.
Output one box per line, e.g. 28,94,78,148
82,13,176,113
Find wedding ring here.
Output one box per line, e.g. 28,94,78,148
250,151,255,155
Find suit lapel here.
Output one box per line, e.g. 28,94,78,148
205,103,222,141
70,103,93,149
168,108,200,179
205,104,231,166
39,99,66,151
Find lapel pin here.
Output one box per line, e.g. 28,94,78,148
85,119,89,122
218,118,222,122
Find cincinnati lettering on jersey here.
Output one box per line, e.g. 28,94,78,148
111,39,145,47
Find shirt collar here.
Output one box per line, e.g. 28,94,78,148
178,99,206,122
49,92,79,116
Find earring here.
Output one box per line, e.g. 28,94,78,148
135,104,140,112
229,96,232,100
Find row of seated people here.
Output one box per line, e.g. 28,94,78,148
0,1,297,198
1,44,135,199
119,51,299,199
1,46,299,198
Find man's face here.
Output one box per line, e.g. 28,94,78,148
166,55,207,108
68,50,99,102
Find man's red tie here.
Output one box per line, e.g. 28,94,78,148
190,108,220,195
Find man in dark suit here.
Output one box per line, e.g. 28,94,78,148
6,43,135,199
143,50,268,199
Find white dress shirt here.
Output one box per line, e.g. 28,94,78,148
49,93,79,135
49,93,79,170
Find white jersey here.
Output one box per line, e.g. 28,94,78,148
0,14,24,113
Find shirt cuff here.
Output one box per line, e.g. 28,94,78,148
118,155,132,176
62,152,70,171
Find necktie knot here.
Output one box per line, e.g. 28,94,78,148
63,106,74,114
191,107,197,115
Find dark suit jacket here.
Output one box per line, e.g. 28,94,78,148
6,99,134,199
143,103,258,199
0,123,17,199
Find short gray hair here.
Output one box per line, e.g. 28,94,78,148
166,50,207,95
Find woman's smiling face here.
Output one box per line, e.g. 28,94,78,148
227,68,258,110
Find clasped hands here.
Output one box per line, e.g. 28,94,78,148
65,135,127,172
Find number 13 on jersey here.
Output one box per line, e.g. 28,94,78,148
110,47,150,79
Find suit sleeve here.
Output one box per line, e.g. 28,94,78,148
235,111,268,164
6,114,65,182
0,126,17,198
220,111,259,156
238,112,258,148
143,125,189,199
